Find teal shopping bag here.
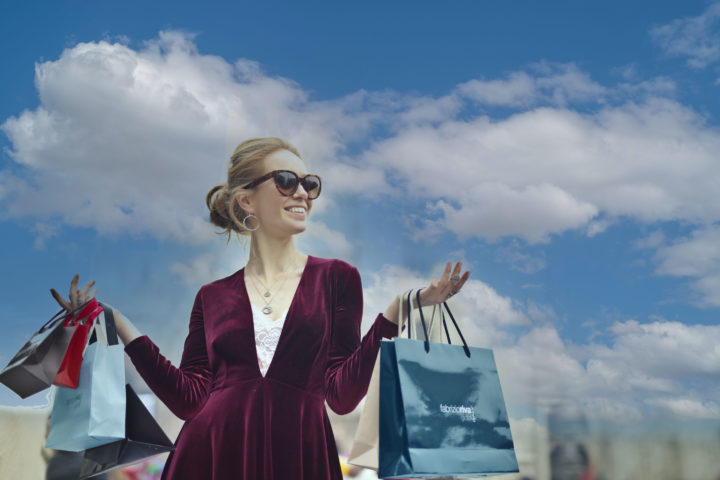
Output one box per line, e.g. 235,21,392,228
379,290,519,479
46,304,126,452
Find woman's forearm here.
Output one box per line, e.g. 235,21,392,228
383,293,422,325
112,308,142,345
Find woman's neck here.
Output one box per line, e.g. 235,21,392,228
245,232,307,282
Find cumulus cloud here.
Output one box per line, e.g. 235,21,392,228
360,264,527,346
650,225,720,306
5,32,720,251
495,316,720,423
457,63,607,108
5,30,720,313
0,31,371,247
170,251,244,286
362,97,720,243
650,2,720,68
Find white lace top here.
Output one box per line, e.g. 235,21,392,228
251,304,289,377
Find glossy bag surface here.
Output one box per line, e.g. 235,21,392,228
378,296,518,479
0,306,82,399
78,384,174,479
46,306,126,452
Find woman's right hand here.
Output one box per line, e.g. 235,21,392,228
50,274,96,315
50,274,142,345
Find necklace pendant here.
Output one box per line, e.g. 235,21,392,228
264,291,271,297
262,306,273,315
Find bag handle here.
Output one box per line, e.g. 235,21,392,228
440,301,471,358
98,302,119,346
87,302,119,346
396,289,413,339
412,289,431,352
39,301,89,334
415,292,472,358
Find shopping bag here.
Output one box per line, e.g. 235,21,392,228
78,384,175,479
53,298,104,388
46,304,126,452
0,302,87,399
378,290,519,478
349,290,415,469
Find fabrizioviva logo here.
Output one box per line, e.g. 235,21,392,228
440,403,476,422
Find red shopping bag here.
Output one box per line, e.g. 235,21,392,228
53,298,104,388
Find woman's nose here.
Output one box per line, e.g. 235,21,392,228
294,183,309,199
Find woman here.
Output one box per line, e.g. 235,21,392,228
51,137,470,480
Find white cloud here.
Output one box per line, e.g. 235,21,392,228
363,95,720,243
5,30,720,312
495,242,547,274
0,31,375,247
31,222,60,250
296,220,354,259
645,397,720,419
652,225,720,306
5,33,720,251
494,316,720,423
170,251,244,286
361,264,526,346
458,71,537,107
650,2,720,68
435,183,598,243
456,63,607,108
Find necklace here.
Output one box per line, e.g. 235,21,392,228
253,274,283,299
249,274,290,315
246,257,304,315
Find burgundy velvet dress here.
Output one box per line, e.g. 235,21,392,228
124,255,398,480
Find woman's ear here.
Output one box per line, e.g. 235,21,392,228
236,191,254,214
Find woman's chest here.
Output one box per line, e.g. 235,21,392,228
202,285,332,370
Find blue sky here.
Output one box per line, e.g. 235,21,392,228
2,1,720,425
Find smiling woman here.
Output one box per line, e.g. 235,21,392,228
51,136,470,480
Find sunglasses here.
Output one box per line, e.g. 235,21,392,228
243,170,322,200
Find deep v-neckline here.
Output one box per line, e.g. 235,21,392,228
240,255,313,378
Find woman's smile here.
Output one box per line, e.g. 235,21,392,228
284,205,307,218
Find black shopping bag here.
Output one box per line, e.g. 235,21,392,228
0,304,86,398
78,384,174,479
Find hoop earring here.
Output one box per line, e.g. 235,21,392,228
242,214,259,232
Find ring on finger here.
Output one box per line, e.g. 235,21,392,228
451,275,460,285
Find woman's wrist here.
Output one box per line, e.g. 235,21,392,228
113,308,142,345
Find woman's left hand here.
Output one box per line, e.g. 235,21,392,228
418,261,470,306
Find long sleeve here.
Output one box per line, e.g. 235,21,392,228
324,265,398,415
124,288,212,420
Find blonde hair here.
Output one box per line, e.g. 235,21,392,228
206,137,302,244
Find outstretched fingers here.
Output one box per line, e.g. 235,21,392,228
68,274,79,307
50,288,71,312
80,280,95,299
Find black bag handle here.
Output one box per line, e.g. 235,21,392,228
440,301,471,358
88,302,119,346
404,289,430,349
39,301,88,334
99,303,119,346
415,290,471,358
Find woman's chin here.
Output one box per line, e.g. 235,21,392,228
286,222,307,235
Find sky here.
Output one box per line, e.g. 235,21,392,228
1,0,720,428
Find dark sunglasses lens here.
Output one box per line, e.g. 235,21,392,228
275,172,298,194
302,177,321,199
